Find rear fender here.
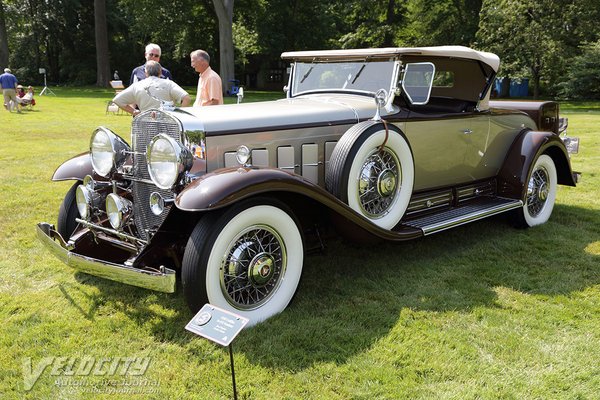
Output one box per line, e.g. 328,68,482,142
52,152,93,181
498,130,576,200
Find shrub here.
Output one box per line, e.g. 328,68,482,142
559,40,600,100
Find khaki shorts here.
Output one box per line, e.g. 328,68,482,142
3,89,17,111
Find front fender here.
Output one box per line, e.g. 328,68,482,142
52,152,93,181
176,166,333,211
175,166,423,242
498,130,576,200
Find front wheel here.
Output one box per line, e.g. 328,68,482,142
512,154,558,228
57,182,81,239
182,199,304,325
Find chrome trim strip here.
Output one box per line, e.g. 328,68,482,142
36,223,175,293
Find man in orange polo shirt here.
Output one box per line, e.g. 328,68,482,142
190,50,223,107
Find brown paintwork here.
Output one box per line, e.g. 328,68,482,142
175,166,424,242
52,152,93,181
497,130,575,200
490,100,559,133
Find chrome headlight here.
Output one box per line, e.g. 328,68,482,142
76,185,92,220
75,184,105,220
90,127,130,177
106,193,133,230
147,134,193,189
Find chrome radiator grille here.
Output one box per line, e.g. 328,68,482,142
131,111,183,241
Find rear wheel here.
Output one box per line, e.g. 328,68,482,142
182,198,304,325
513,154,557,228
57,182,81,239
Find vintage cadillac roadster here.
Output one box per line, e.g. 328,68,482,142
37,46,578,325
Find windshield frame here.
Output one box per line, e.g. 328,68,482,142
287,59,398,99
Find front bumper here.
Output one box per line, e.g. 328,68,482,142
36,222,176,293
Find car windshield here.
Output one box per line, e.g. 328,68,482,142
291,60,396,96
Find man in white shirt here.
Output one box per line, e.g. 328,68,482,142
113,61,190,116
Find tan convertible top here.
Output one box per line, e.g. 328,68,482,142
281,46,500,72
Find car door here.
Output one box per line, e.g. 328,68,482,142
404,116,472,191
463,111,495,179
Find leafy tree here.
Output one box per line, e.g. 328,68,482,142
477,0,600,98
477,0,559,98
232,21,261,69
558,40,600,100
404,0,482,46
116,0,216,85
337,0,407,48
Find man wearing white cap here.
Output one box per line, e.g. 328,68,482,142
0,68,20,113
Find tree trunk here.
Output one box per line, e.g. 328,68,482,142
0,0,9,69
94,0,110,87
531,61,541,99
532,70,540,99
383,0,395,47
212,0,235,93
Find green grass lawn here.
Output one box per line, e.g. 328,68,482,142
1,88,598,399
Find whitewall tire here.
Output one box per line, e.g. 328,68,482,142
514,154,558,228
326,122,414,229
182,199,304,325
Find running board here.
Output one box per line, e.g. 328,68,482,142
402,197,523,235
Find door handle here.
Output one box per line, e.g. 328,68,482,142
462,129,473,134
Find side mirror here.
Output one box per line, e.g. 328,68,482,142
401,62,435,105
372,89,387,121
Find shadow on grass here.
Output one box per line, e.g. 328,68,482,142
63,272,192,343
61,203,598,371
238,203,599,371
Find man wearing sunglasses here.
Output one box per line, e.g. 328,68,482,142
130,43,173,85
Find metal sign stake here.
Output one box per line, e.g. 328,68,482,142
229,343,238,400
185,304,249,400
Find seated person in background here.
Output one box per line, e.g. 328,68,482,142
16,85,36,108
113,61,190,116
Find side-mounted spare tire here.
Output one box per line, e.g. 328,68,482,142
326,121,414,229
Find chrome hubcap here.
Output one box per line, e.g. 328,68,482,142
358,149,401,218
377,169,397,197
248,253,275,287
221,225,286,310
537,182,548,201
526,166,549,217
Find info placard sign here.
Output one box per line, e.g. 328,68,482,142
185,304,249,347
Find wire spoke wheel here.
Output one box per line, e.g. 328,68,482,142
182,199,303,325
221,225,286,310
358,148,401,218
326,121,414,229
526,166,550,217
512,154,557,228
